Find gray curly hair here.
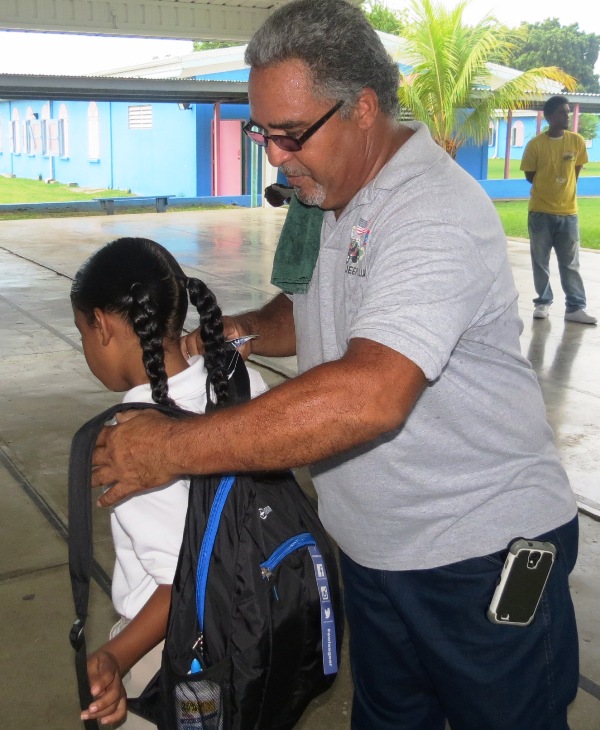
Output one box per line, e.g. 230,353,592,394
245,0,400,118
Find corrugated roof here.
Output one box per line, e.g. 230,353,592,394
0,73,248,103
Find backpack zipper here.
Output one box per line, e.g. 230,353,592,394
259,532,339,676
260,533,316,579
192,475,236,672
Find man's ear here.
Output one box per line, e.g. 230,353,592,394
93,308,114,347
354,87,379,131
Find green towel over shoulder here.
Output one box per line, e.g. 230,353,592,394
271,194,324,294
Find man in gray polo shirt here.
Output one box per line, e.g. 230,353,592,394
93,1,579,727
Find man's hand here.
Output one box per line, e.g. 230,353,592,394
82,649,127,724
181,315,252,360
92,410,181,507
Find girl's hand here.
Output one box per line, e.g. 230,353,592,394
82,649,128,724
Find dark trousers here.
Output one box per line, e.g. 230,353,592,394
340,516,579,730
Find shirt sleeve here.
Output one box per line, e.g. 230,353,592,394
112,480,190,585
520,139,537,172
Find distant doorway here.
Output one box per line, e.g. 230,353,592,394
213,119,242,196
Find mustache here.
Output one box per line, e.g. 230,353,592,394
280,166,312,179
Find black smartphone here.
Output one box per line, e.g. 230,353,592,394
487,539,556,626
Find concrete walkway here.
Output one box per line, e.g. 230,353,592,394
0,208,599,729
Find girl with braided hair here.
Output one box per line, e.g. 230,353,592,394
70,237,268,727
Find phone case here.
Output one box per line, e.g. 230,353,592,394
487,539,556,626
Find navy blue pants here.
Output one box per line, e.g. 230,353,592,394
340,516,579,730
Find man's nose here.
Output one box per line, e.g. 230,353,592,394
265,140,294,168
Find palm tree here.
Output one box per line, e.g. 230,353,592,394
397,0,576,158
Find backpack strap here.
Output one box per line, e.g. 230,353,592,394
68,401,187,729
68,353,252,727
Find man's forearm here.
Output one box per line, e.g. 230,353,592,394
235,292,296,357
93,339,426,506
167,338,426,476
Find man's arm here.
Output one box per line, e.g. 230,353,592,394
93,337,426,506
524,171,535,183
183,292,296,359
575,165,583,181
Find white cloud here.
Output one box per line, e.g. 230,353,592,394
0,32,193,75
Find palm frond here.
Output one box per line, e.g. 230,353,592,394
398,0,576,155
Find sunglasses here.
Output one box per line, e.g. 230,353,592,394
243,100,344,152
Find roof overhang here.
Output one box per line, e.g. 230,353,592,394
520,91,600,114
0,73,248,103
0,0,292,42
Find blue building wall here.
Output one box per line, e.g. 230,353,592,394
0,100,115,186
193,69,249,82
489,115,600,163
456,139,488,180
55,100,114,188
0,100,51,181
0,97,256,198
1,94,597,202
110,101,197,196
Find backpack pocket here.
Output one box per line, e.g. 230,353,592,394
174,673,224,730
165,657,230,730
260,532,338,677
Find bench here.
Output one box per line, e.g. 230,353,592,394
95,195,173,215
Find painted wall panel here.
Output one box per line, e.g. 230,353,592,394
50,100,114,189
456,139,488,180
110,101,197,197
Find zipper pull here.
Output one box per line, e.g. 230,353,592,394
189,634,205,673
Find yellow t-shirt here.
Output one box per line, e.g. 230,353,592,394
520,130,588,215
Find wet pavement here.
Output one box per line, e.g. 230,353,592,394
0,208,598,729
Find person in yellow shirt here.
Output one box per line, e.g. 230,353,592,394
521,95,596,324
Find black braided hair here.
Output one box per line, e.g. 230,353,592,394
71,237,188,406
128,280,174,407
186,277,230,407
71,237,231,408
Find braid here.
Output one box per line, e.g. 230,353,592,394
129,282,176,407
186,277,229,407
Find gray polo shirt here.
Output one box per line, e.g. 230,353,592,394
293,122,576,570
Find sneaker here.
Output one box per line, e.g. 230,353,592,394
533,304,550,319
564,309,597,325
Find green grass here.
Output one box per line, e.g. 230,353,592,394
494,199,600,249
0,177,235,220
487,159,600,248
0,175,132,203
1,176,599,248
487,158,600,179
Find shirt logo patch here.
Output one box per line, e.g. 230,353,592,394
346,218,370,278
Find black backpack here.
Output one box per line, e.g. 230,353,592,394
68,357,344,730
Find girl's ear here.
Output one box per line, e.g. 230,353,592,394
93,308,114,347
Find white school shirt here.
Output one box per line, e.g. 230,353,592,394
111,356,269,619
